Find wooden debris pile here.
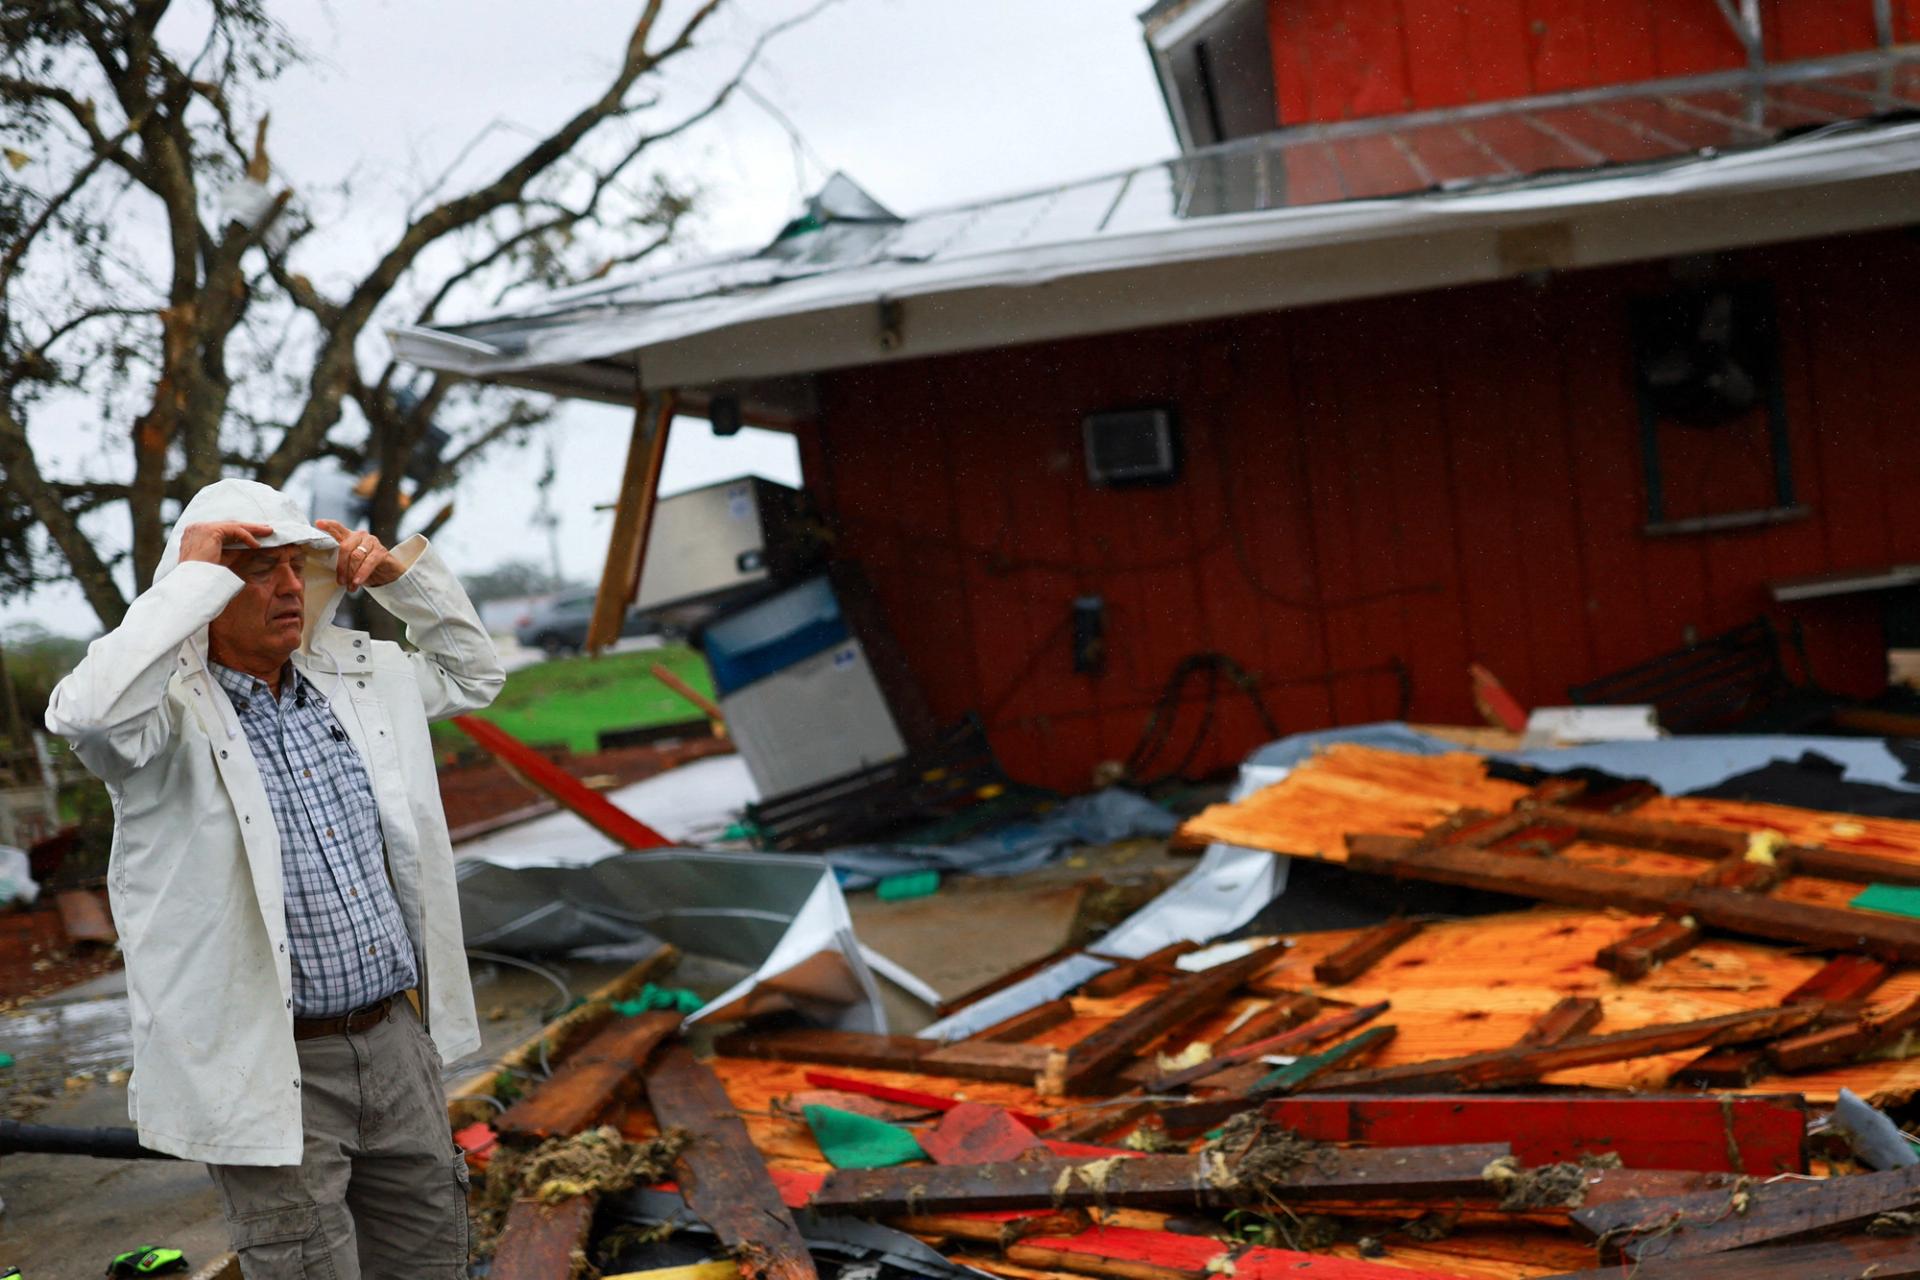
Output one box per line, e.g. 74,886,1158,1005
455,745,1920,1278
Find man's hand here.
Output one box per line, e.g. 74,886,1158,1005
315,520,404,591
179,522,276,568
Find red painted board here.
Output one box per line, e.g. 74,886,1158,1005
1012,1225,1467,1278
801,1070,1052,1132
1260,1094,1807,1176
1040,1138,1143,1161
451,715,669,848
918,1101,1045,1166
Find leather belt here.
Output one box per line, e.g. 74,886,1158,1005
292,995,395,1041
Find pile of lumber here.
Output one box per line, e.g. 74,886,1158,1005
455,746,1920,1279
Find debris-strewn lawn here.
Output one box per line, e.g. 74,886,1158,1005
432,644,717,755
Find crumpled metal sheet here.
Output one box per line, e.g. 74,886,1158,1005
454,847,889,1032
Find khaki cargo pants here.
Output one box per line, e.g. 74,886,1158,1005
207,1000,470,1279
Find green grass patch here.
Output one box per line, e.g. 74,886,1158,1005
433,644,715,755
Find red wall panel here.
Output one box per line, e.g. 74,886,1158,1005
807,230,1920,791
1266,0,1891,124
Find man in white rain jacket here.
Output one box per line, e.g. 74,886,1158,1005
47,478,503,1277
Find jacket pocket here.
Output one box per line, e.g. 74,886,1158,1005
230,1204,336,1279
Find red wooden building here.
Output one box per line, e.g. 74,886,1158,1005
400,2,1920,791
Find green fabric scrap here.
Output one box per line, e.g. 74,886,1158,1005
876,870,940,901
803,1103,925,1169
1852,883,1920,920
610,983,705,1016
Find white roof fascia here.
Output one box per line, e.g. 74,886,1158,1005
389,121,1920,397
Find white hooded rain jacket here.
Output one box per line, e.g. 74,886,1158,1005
46,478,503,1165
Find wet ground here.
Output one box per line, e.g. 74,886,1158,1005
0,835,1193,1278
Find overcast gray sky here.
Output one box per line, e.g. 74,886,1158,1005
4,0,1176,635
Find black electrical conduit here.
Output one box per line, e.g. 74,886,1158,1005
0,1118,174,1160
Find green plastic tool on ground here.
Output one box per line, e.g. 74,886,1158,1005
105,1248,188,1277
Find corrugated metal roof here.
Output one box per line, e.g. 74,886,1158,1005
391,49,1920,404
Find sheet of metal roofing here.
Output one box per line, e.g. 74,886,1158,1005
391,50,1920,401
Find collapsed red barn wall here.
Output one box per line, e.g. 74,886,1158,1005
1265,1,1918,124
793,229,1919,792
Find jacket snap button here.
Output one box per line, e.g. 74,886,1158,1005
353,639,362,648
219,750,228,759
357,655,366,663
244,815,251,824
356,680,365,688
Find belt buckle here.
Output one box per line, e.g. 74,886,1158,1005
346,996,388,1032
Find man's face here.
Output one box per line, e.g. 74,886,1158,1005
208,544,308,667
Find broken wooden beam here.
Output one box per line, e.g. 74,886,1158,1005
1675,954,1892,1087
1307,1003,1822,1094
1344,835,1920,962
714,1027,1042,1084
1514,996,1604,1048
489,1196,597,1280
1527,803,1920,887
809,1143,1512,1215
1216,992,1321,1052
1082,941,1201,998
1766,994,1920,1072
798,1071,1051,1132
496,1012,682,1142
1575,1162,1920,1261
1257,1094,1807,1175
1595,917,1702,980
1143,1001,1390,1094
642,1045,817,1280
1253,1026,1396,1095
1060,942,1288,1092
1312,920,1423,985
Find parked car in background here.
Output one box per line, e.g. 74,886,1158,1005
513,589,660,656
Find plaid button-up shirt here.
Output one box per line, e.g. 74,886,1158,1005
210,662,418,1017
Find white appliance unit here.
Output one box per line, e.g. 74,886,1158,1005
721,638,909,798
704,577,909,798
635,477,812,618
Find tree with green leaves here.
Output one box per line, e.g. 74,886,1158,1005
0,0,821,630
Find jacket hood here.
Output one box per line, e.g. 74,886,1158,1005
159,478,344,653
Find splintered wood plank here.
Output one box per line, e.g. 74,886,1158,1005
714,1028,1041,1084
1082,942,1201,998
1696,854,1791,892
1255,1026,1397,1094
1767,995,1920,1072
1308,1004,1822,1094
1596,919,1703,980
917,1102,1044,1165
642,1046,817,1280
1258,1094,1808,1175
810,1144,1511,1215
966,998,1075,1044
1488,821,1581,857
496,1012,682,1141
490,1196,597,1280
1216,992,1320,1052
1530,804,1920,887
1061,943,1288,1091
1313,920,1425,984
1515,997,1603,1048
1007,1225,1470,1279
799,1071,1052,1132
1346,836,1920,962
1142,1001,1390,1094
1543,1235,1920,1279
1577,1164,1920,1261
1674,954,1894,1087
